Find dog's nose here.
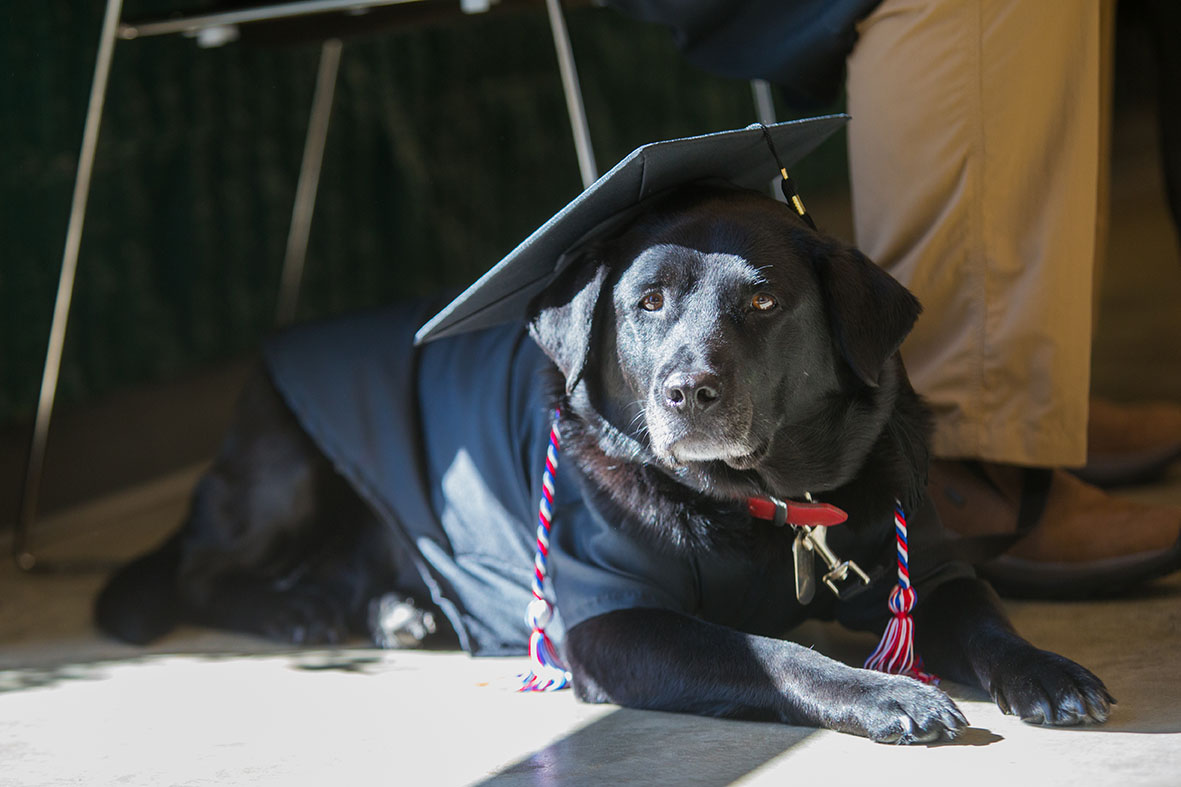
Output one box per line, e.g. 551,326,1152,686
662,371,722,412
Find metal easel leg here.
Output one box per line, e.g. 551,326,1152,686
751,79,777,126
14,0,125,571
275,37,342,326
544,0,597,189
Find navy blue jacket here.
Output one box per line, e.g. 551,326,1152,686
607,0,884,107
264,303,969,657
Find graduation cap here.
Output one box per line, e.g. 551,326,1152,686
414,115,849,345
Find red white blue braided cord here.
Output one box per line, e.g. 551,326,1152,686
864,502,937,683
519,415,572,692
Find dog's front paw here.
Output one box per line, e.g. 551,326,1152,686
835,671,968,744
987,648,1115,726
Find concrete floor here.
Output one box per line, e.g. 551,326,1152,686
1,465,1180,786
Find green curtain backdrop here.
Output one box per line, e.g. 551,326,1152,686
0,1,847,425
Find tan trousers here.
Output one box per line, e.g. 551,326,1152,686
846,0,1110,467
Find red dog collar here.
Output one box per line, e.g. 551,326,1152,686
746,496,848,528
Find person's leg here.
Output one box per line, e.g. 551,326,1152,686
846,0,1101,466
845,0,1180,595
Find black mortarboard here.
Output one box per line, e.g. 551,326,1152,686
414,115,848,345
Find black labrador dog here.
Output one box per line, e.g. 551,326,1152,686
97,185,1112,744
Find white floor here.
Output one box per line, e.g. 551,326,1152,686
2,466,1179,786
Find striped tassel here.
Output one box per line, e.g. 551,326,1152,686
864,503,937,684
519,415,572,692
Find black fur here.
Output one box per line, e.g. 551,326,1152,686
96,185,1112,743
95,367,429,647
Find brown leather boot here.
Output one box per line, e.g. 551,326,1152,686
1076,398,1181,487
929,459,1181,598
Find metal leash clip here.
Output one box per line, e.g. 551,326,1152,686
795,525,871,601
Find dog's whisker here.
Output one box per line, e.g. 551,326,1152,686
627,409,648,431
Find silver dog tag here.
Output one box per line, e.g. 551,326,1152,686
793,529,816,605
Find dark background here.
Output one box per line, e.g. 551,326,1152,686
1,1,850,426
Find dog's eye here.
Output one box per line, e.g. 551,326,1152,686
639,292,664,311
751,293,777,312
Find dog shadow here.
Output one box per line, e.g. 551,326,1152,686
478,706,1005,786
930,726,1004,747
477,708,818,785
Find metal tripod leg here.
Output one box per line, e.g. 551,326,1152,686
751,79,777,126
14,0,125,571
544,0,597,189
275,38,342,326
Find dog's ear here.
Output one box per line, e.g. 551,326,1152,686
527,253,610,393
812,242,921,388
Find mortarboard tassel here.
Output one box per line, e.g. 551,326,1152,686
758,123,818,231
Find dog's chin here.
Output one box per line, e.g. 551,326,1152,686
721,446,767,471
658,437,767,471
